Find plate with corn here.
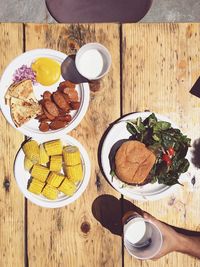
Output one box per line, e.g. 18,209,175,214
14,136,91,208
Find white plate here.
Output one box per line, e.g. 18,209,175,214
14,135,91,208
101,112,187,201
0,48,90,139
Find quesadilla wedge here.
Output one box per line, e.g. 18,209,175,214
5,79,37,105
10,97,41,127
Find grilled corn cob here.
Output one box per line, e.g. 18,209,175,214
31,164,49,182
42,184,58,200
24,156,33,171
22,140,40,163
28,178,45,194
65,164,83,183
58,178,76,196
39,144,49,165
49,155,62,172
47,172,64,187
44,139,62,156
63,146,81,166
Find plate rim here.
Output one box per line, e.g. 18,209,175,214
101,112,181,201
14,135,91,208
0,48,90,139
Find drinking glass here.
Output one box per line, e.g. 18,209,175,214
123,214,163,260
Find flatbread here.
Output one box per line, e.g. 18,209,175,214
10,97,41,127
5,79,37,105
5,79,41,127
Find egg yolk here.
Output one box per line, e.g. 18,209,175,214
32,57,61,86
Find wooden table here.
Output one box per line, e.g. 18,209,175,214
0,23,200,267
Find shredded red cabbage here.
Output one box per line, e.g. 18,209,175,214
13,65,37,84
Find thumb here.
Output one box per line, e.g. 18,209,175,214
143,212,164,230
143,211,156,221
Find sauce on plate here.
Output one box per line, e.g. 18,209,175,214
32,57,61,86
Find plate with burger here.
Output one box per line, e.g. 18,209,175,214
101,112,191,200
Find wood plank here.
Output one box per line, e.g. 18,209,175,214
25,23,121,267
0,23,24,267
122,23,200,267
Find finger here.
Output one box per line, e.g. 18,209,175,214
143,212,166,232
122,211,139,224
143,212,156,221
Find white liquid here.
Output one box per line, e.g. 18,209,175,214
77,49,103,79
125,220,146,244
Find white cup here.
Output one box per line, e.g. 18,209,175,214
123,216,163,260
75,42,112,80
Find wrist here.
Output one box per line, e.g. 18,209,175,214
175,232,190,253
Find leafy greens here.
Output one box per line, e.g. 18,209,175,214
126,113,191,186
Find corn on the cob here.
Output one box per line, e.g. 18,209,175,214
63,164,67,176
49,155,62,172
28,178,45,194
22,140,40,163
42,184,58,200
31,164,49,182
44,139,62,156
47,172,64,187
58,178,76,196
39,144,49,165
24,156,33,171
63,146,81,166
65,164,83,183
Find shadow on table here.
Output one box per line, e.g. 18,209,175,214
191,138,200,169
61,54,89,83
92,194,143,236
92,194,200,237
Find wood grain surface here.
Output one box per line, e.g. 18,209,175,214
122,23,200,267
1,22,200,267
25,24,121,267
0,24,24,267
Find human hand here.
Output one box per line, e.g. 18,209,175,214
123,210,200,260
143,212,181,259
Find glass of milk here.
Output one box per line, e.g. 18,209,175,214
75,43,111,80
123,215,163,260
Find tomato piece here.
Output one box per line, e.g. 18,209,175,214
162,154,172,165
168,147,175,157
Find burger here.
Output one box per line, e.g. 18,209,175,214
114,140,156,185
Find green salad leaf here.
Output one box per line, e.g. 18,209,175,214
126,113,191,186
